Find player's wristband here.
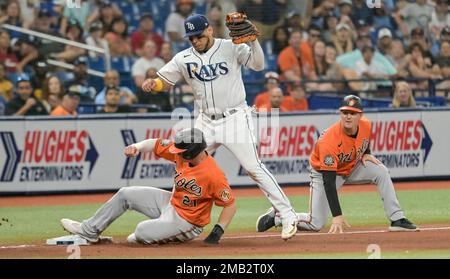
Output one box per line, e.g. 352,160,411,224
153,79,164,92
203,224,225,244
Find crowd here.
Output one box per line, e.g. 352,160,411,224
1,0,449,116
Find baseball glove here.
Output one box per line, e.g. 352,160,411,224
225,12,260,44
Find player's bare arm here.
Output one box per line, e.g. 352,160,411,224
204,202,236,245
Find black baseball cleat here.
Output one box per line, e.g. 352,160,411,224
256,208,276,232
389,218,419,232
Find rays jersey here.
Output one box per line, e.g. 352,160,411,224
157,38,261,115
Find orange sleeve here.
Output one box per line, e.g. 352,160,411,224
211,172,235,207
153,138,176,162
316,142,339,171
300,42,315,71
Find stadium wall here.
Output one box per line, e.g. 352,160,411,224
0,108,449,194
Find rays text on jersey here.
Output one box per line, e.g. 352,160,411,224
186,62,229,82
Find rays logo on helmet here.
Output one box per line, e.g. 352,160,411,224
186,22,195,31
324,155,334,166
219,189,231,202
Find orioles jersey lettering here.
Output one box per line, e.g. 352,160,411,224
310,118,372,176
153,139,234,227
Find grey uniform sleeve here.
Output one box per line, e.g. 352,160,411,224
157,55,183,85
235,40,265,71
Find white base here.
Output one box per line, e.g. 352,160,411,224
46,235,113,246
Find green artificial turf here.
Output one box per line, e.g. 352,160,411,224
1,188,449,245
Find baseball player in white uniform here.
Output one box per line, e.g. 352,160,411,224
142,14,298,240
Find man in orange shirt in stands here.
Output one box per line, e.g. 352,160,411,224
254,71,280,108
283,82,309,111
50,90,81,116
258,87,288,112
278,30,316,82
61,128,236,245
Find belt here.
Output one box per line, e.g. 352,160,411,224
205,108,239,120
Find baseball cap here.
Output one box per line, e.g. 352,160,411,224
339,0,353,6
339,95,363,113
336,23,351,31
89,21,103,32
16,74,31,85
378,28,392,39
265,71,279,83
442,26,450,35
66,90,81,98
184,14,209,37
74,56,88,66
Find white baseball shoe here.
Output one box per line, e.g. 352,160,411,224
60,218,99,243
126,233,140,244
281,217,298,240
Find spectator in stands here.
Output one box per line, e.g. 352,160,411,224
377,28,393,56
30,61,49,98
372,2,397,31
351,0,374,27
60,0,94,34
300,25,322,73
406,43,442,87
278,30,316,82
93,1,122,35
0,0,27,39
132,40,165,88
391,81,416,108
165,0,195,43
322,12,339,44
333,23,354,55
207,3,226,39
12,34,39,73
258,87,287,112
282,10,302,34
98,85,132,114
283,82,309,112
397,0,433,36
159,42,174,64
254,71,280,109
51,90,81,116
271,26,290,55
105,17,132,57
355,45,397,91
409,27,433,60
31,9,65,59
337,0,357,33
66,56,96,102
0,63,13,101
312,40,337,91
136,67,172,113
286,0,312,29
236,0,287,41
86,21,108,58
50,19,86,62
131,13,164,57
5,74,48,116
95,70,136,105
0,30,19,73
40,75,65,114
386,39,409,78
311,0,336,28
429,0,450,48
435,40,450,94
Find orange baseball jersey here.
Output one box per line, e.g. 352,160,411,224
153,138,235,227
310,117,371,176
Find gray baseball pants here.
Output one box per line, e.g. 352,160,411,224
297,162,406,231
80,186,203,244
